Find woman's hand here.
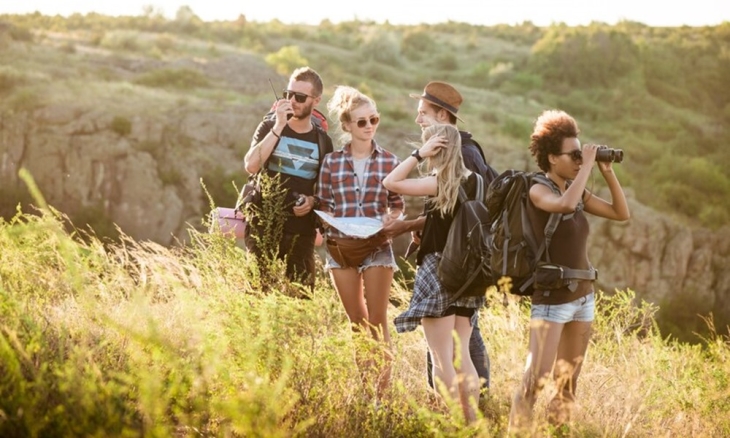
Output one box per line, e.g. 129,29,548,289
419,134,447,158
595,146,614,174
580,143,599,168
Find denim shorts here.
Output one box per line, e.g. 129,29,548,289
531,292,595,323
325,243,398,273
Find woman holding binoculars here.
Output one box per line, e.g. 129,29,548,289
510,110,630,430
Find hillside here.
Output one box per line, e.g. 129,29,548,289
1,13,730,338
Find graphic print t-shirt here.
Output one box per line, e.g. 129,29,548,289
268,133,320,180
250,121,324,235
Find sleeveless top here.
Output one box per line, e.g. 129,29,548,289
526,193,594,305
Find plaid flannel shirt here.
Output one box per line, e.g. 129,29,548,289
317,141,404,239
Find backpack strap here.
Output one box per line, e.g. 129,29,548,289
314,124,332,165
457,172,484,204
530,173,563,264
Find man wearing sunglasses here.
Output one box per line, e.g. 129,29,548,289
244,66,334,291
382,81,498,392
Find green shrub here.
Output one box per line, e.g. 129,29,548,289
360,32,401,66
433,53,458,71
401,28,435,60
9,24,33,42
265,45,308,76
110,115,132,136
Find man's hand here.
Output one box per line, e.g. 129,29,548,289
273,98,293,133
293,196,315,217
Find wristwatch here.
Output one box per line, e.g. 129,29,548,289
411,149,424,163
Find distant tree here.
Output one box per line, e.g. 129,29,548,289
265,46,308,76
174,5,202,34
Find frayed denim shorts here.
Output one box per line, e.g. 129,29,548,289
531,292,595,323
325,243,399,274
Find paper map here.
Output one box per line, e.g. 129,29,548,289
314,211,383,238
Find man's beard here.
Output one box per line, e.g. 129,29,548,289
294,102,313,119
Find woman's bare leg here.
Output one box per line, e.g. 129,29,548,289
422,316,458,402
509,319,565,429
547,320,592,426
362,266,395,397
454,315,478,423
330,268,367,330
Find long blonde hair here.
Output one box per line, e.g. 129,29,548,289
422,124,469,216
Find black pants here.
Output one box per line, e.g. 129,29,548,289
427,312,490,389
245,231,316,288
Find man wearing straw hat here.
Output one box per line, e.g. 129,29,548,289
383,81,498,391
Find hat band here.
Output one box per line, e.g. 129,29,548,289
422,92,459,115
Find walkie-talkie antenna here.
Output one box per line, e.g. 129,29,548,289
268,78,280,100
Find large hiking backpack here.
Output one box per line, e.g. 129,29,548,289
485,170,562,296
437,173,493,300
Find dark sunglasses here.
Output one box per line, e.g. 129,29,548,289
355,116,380,128
283,90,312,103
557,149,583,161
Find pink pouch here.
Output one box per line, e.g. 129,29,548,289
211,207,246,239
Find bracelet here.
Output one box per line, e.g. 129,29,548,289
271,130,280,139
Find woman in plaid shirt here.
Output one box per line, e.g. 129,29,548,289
317,86,404,399
383,124,484,423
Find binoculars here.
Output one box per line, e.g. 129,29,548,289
596,148,624,163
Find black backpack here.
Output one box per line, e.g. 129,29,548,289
485,170,563,296
437,173,493,300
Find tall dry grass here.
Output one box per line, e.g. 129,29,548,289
1,176,729,437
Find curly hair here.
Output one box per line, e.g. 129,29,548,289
421,124,469,216
529,110,580,172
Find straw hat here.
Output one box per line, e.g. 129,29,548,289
409,81,463,122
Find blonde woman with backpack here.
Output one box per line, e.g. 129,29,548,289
509,110,630,430
383,124,484,423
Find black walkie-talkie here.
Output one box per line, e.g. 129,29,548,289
269,78,292,120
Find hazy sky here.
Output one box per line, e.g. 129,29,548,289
1,1,728,27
